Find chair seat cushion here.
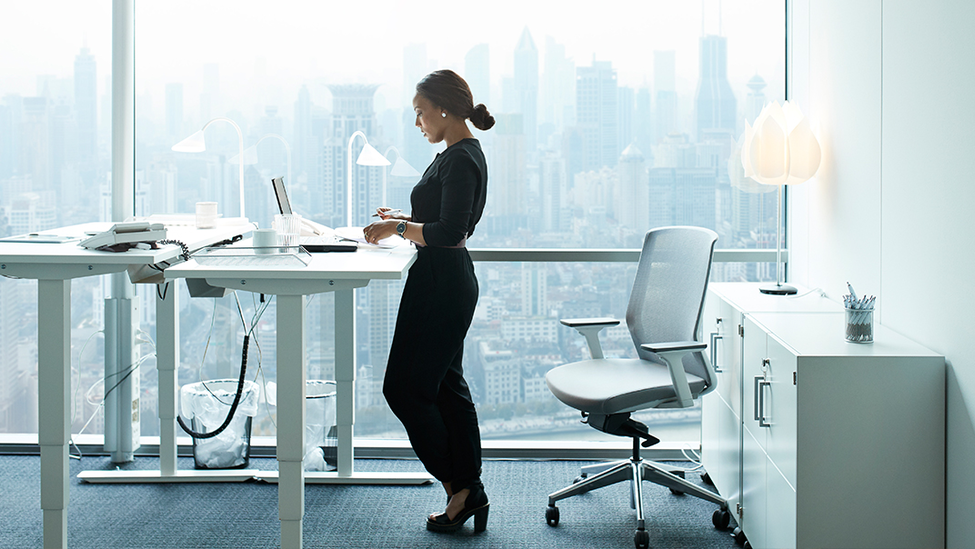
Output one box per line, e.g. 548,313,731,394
545,358,706,415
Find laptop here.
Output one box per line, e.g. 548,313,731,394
271,176,356,252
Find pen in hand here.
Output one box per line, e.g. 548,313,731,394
371,209,402,217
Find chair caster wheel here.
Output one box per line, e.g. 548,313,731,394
670,487,685,495
573,476,585,484
712,508,731,530
743,542,752,549
634,528,650,549
733,526,747,546
545,505,560,526
702,472,714,486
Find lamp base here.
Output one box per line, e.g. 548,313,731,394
759,283,798,295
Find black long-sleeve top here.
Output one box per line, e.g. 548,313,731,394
413,138,487,247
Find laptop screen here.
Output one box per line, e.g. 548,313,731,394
271,176,293,215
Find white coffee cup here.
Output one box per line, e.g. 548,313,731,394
196,202,218,229
253,228,278,253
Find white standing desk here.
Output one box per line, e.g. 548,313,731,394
162,242,431,549
0,218,254,549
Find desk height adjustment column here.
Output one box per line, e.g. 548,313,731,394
37,279,71,549
276,294,307,549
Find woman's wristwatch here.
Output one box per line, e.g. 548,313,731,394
396,221,407,237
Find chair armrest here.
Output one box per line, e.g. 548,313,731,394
641,341,707,408
641,341,707,354
560,318,620,328
561,318,620,359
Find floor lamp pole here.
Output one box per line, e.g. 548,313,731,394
760,185,797,295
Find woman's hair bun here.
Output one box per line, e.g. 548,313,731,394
470,103,495,131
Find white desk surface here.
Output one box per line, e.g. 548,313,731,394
164,243,417,288
0,218,254,278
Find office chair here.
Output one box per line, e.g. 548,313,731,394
544,226,729,549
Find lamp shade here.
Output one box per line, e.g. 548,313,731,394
742,101,821,186
171,130,207,153
356,142,391,167
389,156,420,177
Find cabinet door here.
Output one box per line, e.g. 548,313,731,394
712,299,742,416
765,462,797,549
713,395,741,513
765,333,797,487
741,424,768,549
742,316,768,452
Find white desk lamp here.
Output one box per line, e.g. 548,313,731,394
742,101,821,295
345,131,390,228
382,145,421,206
233,133,292,186
172,117,247,220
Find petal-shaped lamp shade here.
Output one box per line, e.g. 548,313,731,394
171,130,207,153
743,101,820,186
731,128,775,194
389,156,421,177
356,142,392,166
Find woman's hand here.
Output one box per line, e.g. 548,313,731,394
375,207,410,221
363,219,398,245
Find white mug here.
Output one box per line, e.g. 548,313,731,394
253,228,278,254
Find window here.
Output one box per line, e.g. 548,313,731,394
0,2,112,437
1,1,785,448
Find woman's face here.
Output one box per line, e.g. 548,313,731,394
413,93,446,144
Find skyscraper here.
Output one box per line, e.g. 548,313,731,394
322,84,383,228
73,46,97,165
695,35,737,140
486,113,527,234
402,43,433,173
616,144,649,236
165,83,183,141
464,44,490,107
541,36,576,131
513,27,539,151
539,151,567,233
576,59,618,173
653,50,679,143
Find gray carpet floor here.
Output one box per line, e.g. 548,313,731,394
0,455,739,549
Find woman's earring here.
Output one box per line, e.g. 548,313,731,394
441,112,447,118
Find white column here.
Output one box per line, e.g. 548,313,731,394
333,288,356,477
155,282,179,476
38,279,70,549
276,294,306,549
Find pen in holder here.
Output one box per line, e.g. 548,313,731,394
843,282,875,344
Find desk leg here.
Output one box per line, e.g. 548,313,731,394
334,288,355,477
38,279,70,549
155,281,178,477
277,294,306,549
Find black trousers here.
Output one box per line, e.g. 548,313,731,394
383,246,482,487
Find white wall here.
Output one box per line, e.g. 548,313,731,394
791,1,975,546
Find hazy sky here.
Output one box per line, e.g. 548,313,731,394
1,0,784,114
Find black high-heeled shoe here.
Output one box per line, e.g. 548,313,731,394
426,481,489,534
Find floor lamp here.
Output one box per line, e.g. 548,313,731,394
173,117,247,220
742,101,821,295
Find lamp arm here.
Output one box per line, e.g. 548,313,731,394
347,130,368,227
202,117,246,220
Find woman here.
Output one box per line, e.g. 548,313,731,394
363,69,495,533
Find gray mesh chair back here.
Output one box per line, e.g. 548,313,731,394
625,226,718,390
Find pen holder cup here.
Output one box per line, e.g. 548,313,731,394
845,307,874,344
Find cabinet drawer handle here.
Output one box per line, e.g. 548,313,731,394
753,375,763,421
758,380,772,428
710,333,723,372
